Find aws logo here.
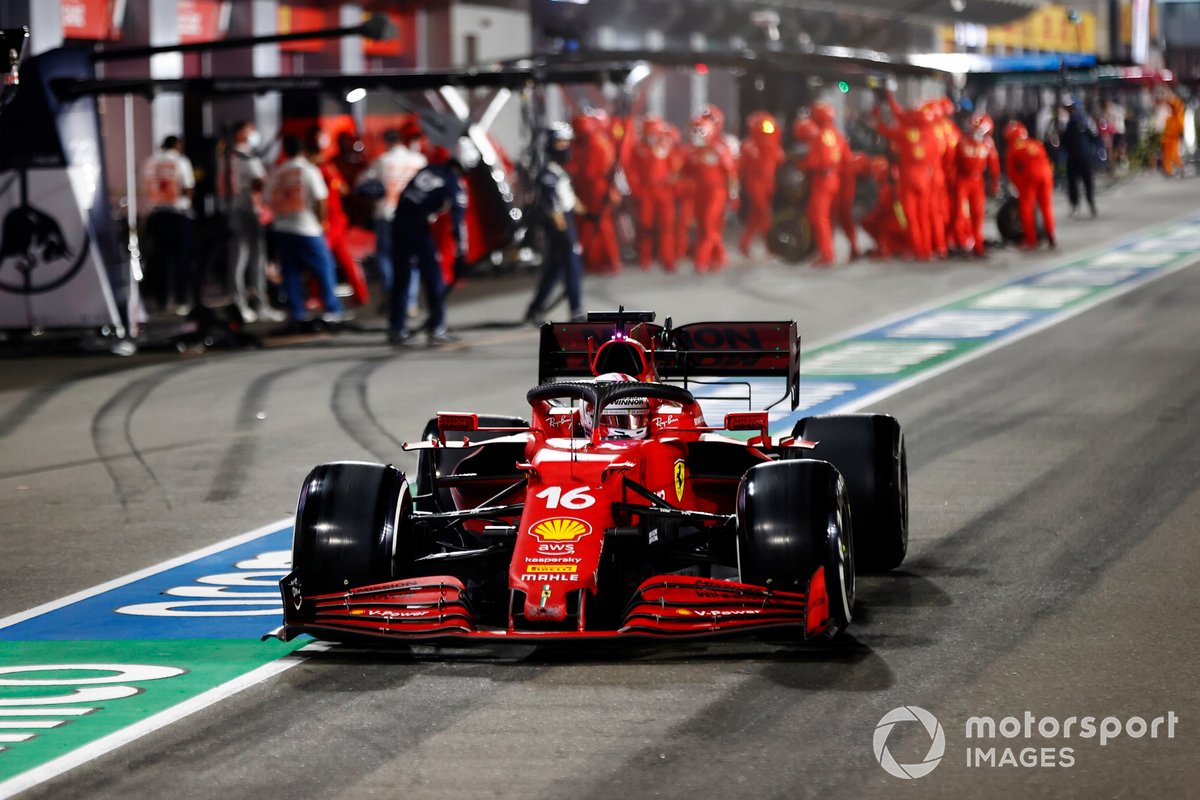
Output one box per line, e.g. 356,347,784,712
529,517,592,542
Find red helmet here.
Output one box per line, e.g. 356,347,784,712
582,373,654,440
792,117,819,142
810,101,836,128
745,110,779,140
696,103,725,133
921,100,944,120
1004,120,1027,142
970,113,994,137
690,117,719,146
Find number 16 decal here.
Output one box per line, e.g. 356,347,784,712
534,486,596,510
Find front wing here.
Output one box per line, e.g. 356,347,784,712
269,573,836,643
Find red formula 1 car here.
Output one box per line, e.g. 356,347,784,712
271,311,907,644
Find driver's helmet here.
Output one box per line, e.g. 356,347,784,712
582,372,652,440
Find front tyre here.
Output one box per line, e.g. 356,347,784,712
292,461,413,595
737,459,854,635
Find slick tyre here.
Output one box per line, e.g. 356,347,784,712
737,459,854,634
767,209,814,263
293,461,413,594
792,414,908,572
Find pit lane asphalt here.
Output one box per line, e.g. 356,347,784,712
3,175,1198,798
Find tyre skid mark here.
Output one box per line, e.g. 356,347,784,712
90,363,196,510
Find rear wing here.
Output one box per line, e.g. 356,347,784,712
537,320,801,410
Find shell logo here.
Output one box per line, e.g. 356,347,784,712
530,517,592,542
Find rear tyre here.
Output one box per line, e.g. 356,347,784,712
737,460,854,634
292,461,413,594
792,414,908,572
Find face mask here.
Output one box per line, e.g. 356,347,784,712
246,130,262,149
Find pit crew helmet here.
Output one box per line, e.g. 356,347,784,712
582,372,652,440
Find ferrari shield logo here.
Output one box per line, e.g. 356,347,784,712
530,517,592,542
674,460,686,502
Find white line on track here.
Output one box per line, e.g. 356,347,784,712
830,247,1200,415
0,518,292,631
0,643,330,800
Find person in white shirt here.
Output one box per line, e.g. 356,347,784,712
142,135,196,314
357,123,426,297
264,135,346,323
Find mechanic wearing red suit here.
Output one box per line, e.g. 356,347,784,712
951,113,1001,257
808,102,865,261
794,112,842,266
1004,120,1057,249
935,97,962,251
737,111,784,257
874,93,935,261
568,113,622,274
861,156,909,259
682,105,737,271
918,99,950,258
627,116,681,271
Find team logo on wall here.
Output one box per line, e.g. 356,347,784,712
0,171,90,294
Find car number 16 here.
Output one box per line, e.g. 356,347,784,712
534,486,596,510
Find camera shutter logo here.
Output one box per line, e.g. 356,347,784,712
873,706,946,779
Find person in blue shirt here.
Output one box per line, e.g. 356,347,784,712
388,145,467,345
525,124,585,325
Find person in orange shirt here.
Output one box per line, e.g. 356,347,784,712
1161,92,1186,177
1004,120,1056,250
737,111,784,258
951,113,1001,257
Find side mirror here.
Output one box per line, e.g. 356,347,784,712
437,412,479,439
724,411,768,432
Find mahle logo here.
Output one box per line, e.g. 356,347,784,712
873,706,946,779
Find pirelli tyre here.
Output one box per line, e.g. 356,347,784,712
791,414,908,572
767,209,815,263
736,459,854,635
996,196,1046,244
292,461,414,594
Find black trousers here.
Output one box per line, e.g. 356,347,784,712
144,209,196,307
1065,157,1095,211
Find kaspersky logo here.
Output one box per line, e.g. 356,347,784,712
529,517,592,542
873,706,946,779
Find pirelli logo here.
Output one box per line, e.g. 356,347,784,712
526,564,578,574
